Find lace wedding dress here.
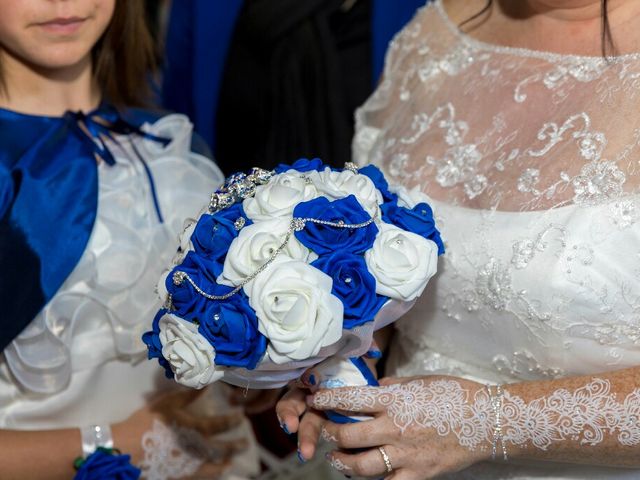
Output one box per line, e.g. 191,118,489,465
353,1,640,478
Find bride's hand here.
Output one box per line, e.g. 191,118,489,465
308,375,492,479
275,349,383,462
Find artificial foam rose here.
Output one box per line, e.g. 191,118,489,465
159,313,223,388
243,171,318,221
178,218,197,255
312,252,387,329
293,195,378,255
365,223,438,301
358,164,396,204
389,184,430,209
274,157,326,174
191,204,252,276
314,167,382,217
165,251,232,320
199,294,267,370
381,199,444,255
218,218,317,289
245,259,344,364
73,448,140,480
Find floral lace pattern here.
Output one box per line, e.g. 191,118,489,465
353,0,640,394
313,379,640,454
140,420,206,480
314,379,493,449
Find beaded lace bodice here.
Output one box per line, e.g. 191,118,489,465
354,0,640,383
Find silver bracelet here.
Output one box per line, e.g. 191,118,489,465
80,424,113,457
487,384,508,462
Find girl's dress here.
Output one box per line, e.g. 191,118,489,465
0,105,255,478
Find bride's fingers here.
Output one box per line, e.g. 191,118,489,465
321,417,393,449
310,386,386,414
275,387,307,433
297,408,325,461
325,445,405,478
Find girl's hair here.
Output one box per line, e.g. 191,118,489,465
93,0,158,107
0,0,157,107
460,0,615,58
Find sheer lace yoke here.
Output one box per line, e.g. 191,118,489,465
354,0,640,213
354,0,640,385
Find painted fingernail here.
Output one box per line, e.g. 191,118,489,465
297,450,306,463
277,415,291,435
309,374,316,386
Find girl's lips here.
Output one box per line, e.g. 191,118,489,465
36,17,87,35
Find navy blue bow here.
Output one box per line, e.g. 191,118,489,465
0,105,170,351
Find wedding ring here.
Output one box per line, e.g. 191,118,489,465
378,446,393,473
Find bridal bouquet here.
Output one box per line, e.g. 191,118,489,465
144,159,443,391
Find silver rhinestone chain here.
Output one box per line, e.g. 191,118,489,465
172,215,376,301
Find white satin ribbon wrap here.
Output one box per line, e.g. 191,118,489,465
220,298,415,389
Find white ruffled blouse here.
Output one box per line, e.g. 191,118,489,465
0,114,224,430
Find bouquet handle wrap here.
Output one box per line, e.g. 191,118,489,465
218,298,415,390
312,355,378,423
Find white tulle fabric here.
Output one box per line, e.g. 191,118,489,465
0,115,222,431
354,1,640,478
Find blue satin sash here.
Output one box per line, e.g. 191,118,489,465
0,105,167,351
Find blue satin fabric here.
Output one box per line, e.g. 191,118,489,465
0,105,163,351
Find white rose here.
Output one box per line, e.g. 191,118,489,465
179,218,197,252
243,172,318,221
159,313,224,388
156,269,170,302
365,223,438,301
245,259,343,364
314,167,382,217
218,218,317,288
389,184,432,209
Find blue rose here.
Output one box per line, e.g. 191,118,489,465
358,165,397,204
167,251,233,320
198,294,267,370
293,195,378,255
74,448,141,480
192,204,252,276
381,201,445,255
142,309,174,379
312,252,386,329
274,157,326,173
